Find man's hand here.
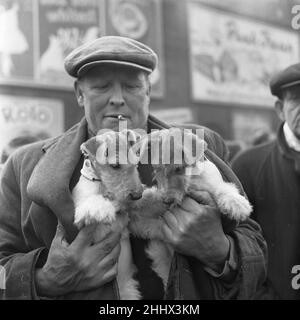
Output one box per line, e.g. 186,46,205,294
35,224,121,297
162,190,230,273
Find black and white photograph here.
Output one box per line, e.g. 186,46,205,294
0,0,300,307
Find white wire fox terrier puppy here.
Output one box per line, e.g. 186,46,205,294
72,129,144,300
129,128,252,289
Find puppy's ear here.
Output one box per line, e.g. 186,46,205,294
121,129,142,147
80,137,98,159
183,132,207,165
130,135,151,164
81,137,107,164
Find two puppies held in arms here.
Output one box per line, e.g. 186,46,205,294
72,128,252,300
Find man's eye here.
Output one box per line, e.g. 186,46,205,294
93,83,110,90
125,83,139,89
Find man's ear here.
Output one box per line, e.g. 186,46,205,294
275,100,285,121
74,80,84,108
145,77,151,97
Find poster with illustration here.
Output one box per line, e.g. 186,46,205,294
198,0,296,27
0,95,64,158
0,0,34,80
105,0,164,97
187,2,300,107
37,0,103,87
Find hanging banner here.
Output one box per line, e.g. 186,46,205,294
0,95,64,156
105,0,164,97
187,1,300,107
37,0,102,87
0,0,34,80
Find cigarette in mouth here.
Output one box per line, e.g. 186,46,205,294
118,115,125,121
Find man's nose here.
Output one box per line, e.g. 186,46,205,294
109,83,125,107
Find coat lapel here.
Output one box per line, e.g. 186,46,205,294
27,118,88,243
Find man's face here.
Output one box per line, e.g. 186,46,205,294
281,87,300,139
75,64,150,134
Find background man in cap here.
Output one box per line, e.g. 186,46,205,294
0,36,267,300
232,63,300,299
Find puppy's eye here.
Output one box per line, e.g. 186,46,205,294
110,163,121,169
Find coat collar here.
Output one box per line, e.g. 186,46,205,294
277,123,300,174
27,118,88,242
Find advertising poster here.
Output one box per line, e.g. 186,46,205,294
37,0,102,87
0,0,164,91
187,1,300,107
0,0,34,80
0,95,64,156
198,0,295,26
105,0,164,97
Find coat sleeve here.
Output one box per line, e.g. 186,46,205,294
0,156,45,300
231,150,279,299
200,133,268,299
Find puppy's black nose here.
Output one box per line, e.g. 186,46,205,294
129,192,143,200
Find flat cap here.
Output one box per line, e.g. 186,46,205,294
64,36,158,78
270,63,300,98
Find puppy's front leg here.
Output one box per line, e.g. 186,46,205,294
191,160,252,221
129,187,167,240
130,187,168,219
73,176,117,228
74,194,117,228
129,215,165,240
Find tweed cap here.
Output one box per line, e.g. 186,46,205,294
64,36,158,78
270,63,300,98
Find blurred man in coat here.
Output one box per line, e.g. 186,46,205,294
232,63,300,299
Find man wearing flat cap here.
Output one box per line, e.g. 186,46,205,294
0,36,267,300
232,63,300,299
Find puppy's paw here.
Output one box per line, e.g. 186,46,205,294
118,278,142,300
217,192,252,221
74,195,116,228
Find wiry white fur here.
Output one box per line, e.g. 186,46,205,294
145,240,173,290
188,160,252,221
117,229,141,300
72,130,143,300
129,187,173,288
129,187,166,239
129,129,253,289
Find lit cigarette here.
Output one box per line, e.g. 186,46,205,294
118,115,125,120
